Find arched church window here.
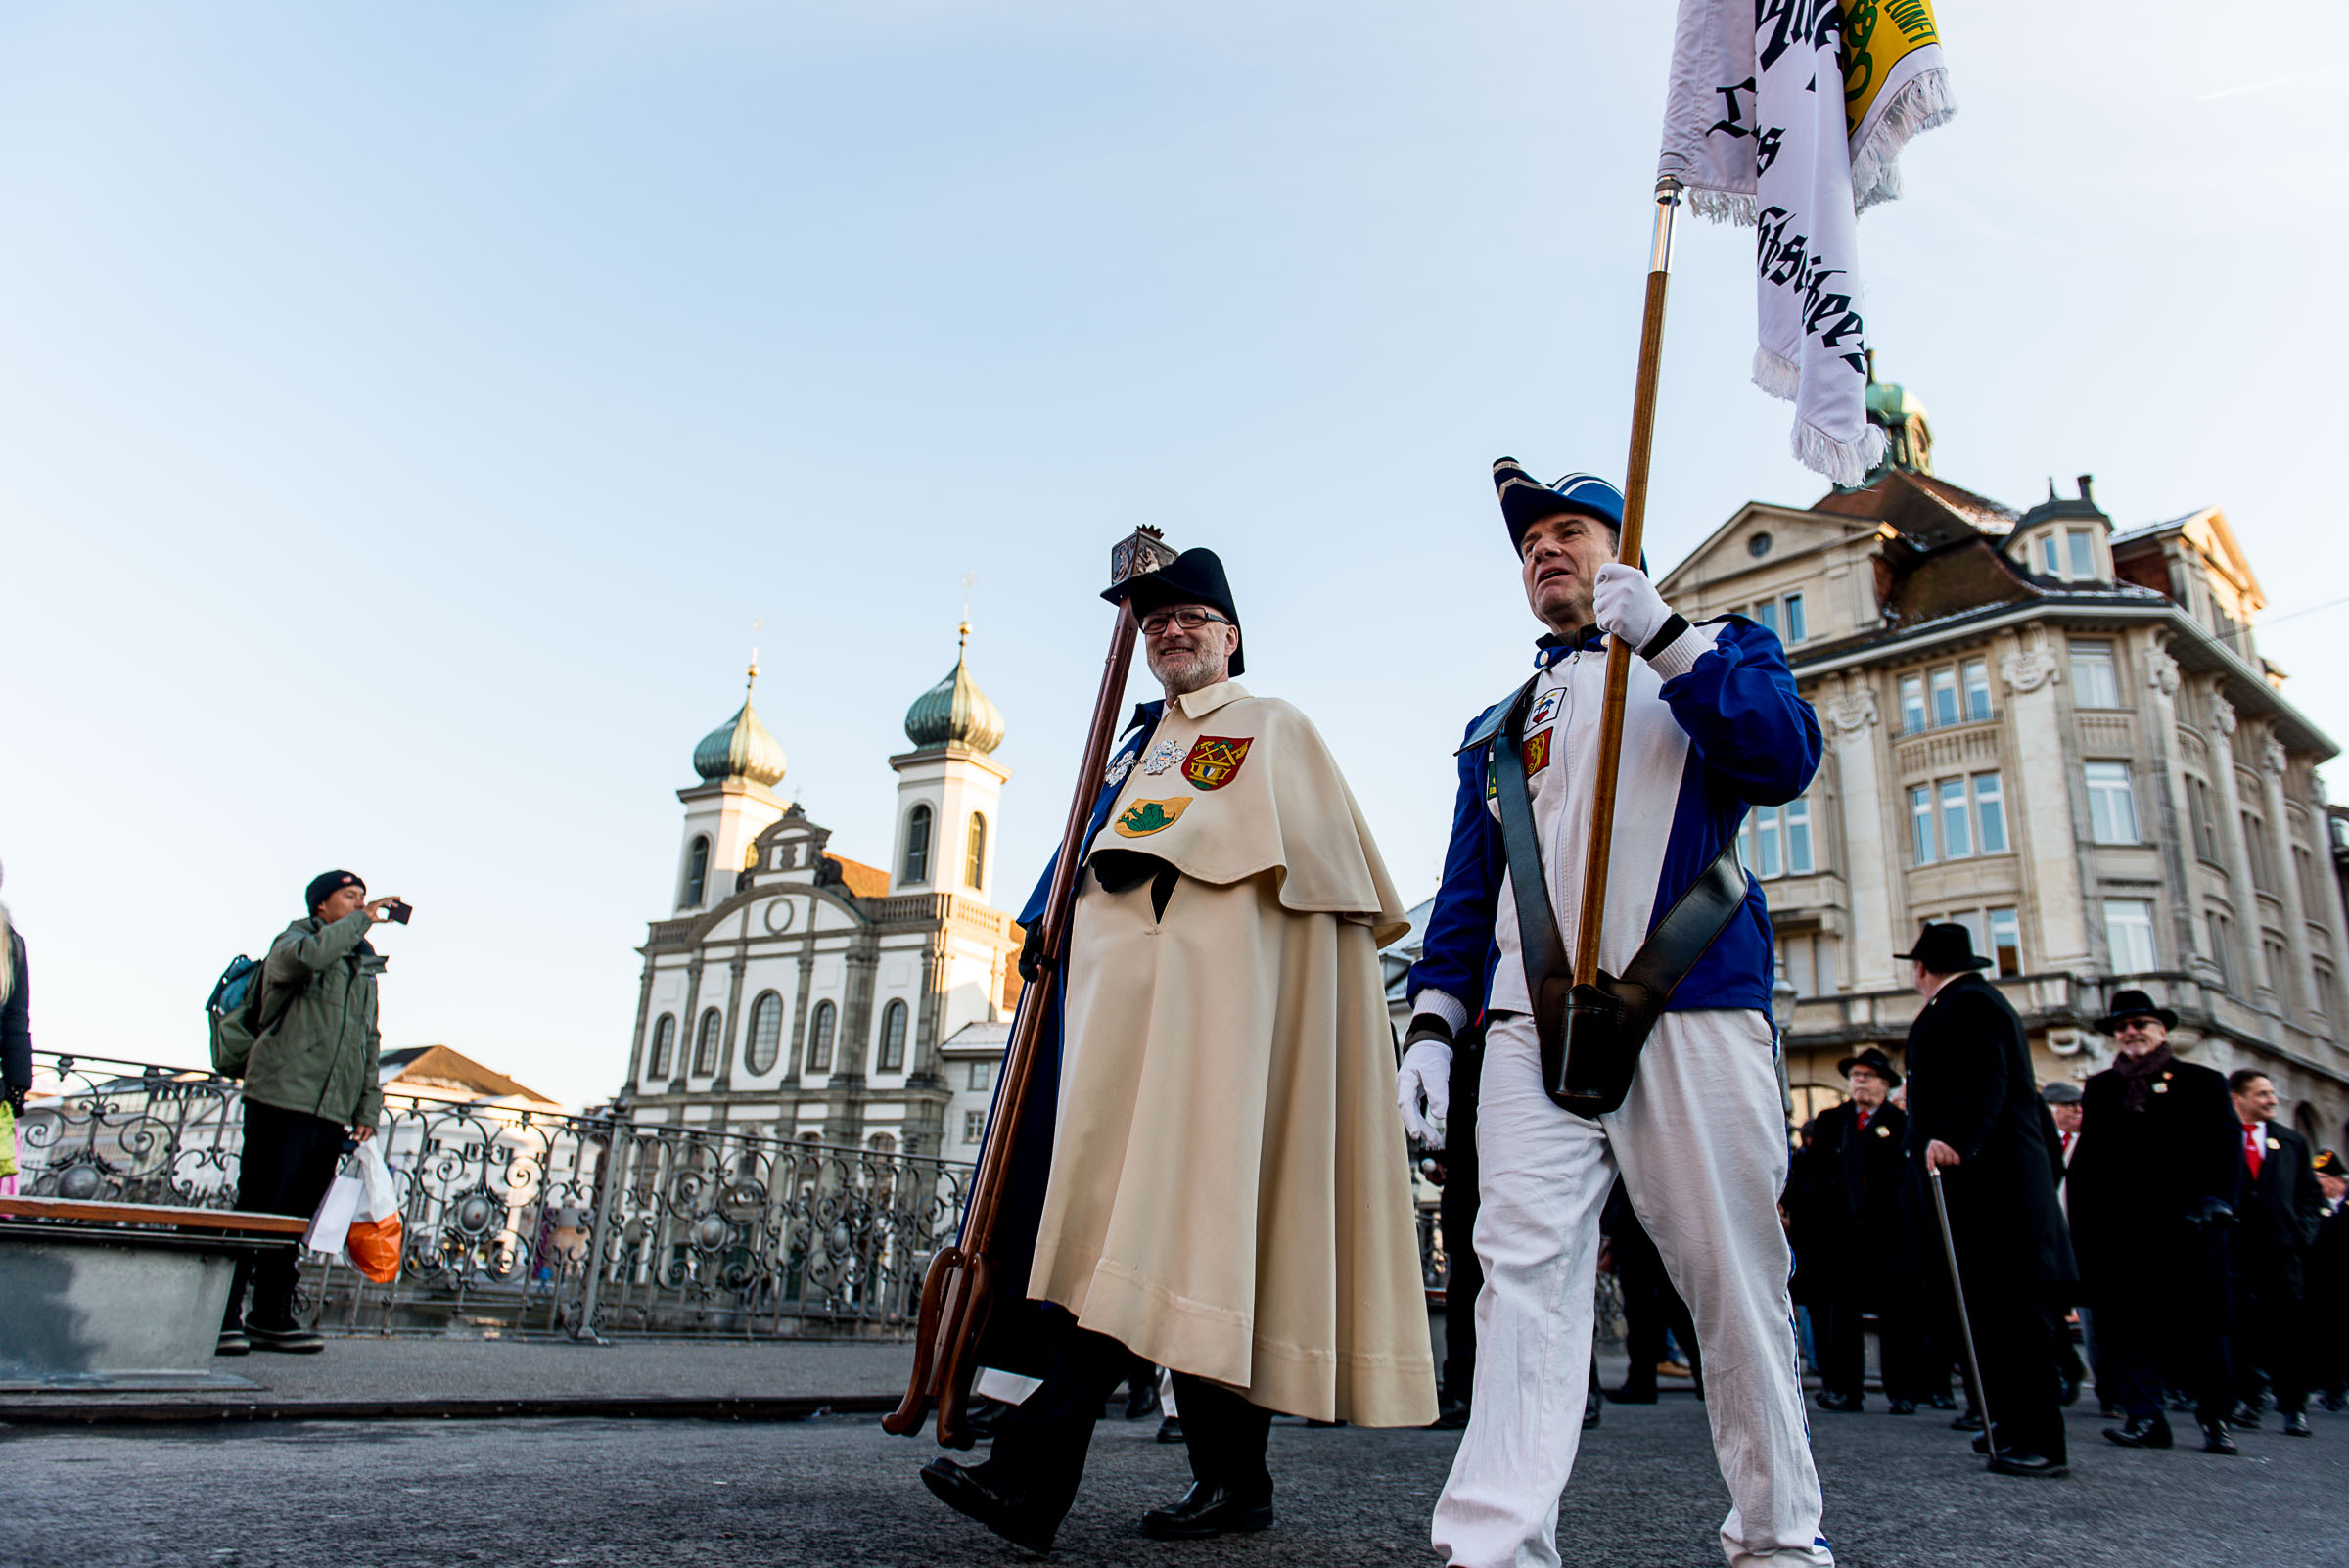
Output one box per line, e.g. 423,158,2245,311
878,999,908,1072
648,1013,677,1080
683,835,711,907
693,1007,722,1075
902,805,932,884
744,992,784,1075
966,812,988,891
808,1000,837,1073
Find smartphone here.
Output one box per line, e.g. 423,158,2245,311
385,899,414,925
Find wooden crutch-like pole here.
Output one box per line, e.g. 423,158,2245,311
1571,176,1683,985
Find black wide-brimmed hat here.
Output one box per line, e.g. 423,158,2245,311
1894,922,1993,974
1103,546,1244,677
2092,988,2177,1034
1836,1046,1903,1088
1493,457,1626,553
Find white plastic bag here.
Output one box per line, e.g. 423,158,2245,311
343,1140,404,1283
304,1160,363,1254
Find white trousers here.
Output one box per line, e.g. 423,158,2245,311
1431,1010,1831,1568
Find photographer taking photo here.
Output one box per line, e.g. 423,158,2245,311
218,869,403,1356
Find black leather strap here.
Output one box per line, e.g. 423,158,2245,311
1489,676,1566,1017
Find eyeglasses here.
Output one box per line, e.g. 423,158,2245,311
1137,607,1231,636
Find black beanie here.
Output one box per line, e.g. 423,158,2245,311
306,870,365,914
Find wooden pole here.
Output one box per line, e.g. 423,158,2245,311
1572,177,1682,986
883,527,1175,1447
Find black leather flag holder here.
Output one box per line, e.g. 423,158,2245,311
1485,676,1746,1117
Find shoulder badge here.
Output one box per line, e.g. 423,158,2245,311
1141,736,1187,776
1522,728,1552,777
1104,750,1137,787
1113,798,1189,837
1529,688,1565,728
1182,735,1253,791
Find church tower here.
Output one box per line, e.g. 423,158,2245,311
890,623,1010,899
673,661,789,913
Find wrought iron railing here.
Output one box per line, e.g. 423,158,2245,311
12,1051,970,1339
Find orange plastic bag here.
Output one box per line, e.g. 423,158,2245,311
344,1141,404,1284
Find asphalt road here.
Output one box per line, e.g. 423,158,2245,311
8,1395,2344,1567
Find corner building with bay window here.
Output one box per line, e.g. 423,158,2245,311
619,627,1023,1159
1658,379,2349,1144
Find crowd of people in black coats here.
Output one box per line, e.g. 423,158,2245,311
1785,924,2347,1478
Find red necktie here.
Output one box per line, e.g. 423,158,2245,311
2244,1124,2264,1179
1856,1107,1870,1133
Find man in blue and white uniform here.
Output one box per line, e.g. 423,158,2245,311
1397,459,1830,1568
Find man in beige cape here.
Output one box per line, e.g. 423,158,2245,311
920,547,1436,1552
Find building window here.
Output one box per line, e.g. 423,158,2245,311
2242,813,2276,893
963,1109,987,1146
1948,909,1988,959
2262,933,2291,997
1911,785,1937,864
1753,600,1779,638
648,1012,676,1079
1939,779,1973,859
693,1007,722,1076
1783,796,1813,873
744,992,783,1075
1783,593,1806,644
2070,641,2121,709
1900,675,1927,734
902,805,933,884
807,1000,837,1073
967,1060,993,1092
1962,660,1992,721
2067,529,2095,581
2104,899,2157,974
2316,961,2343,1027
2296,844,2329,925
682,835,710,907
1930,667,1959,727
877,999,908,1073
2208,911,2234,991
2188,777,2221,863
1973,771,2008,853
1741,797,1816,879
2038,534,2060,576
2085,762,2140,844
1988,907,2022,977
966,812,988,891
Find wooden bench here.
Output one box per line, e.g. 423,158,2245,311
0,1196,312,1392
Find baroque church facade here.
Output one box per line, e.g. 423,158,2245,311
618,628,1024,1159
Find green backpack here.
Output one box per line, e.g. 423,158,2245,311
206,954,301,1079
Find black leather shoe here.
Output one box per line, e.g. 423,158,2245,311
1138,1483,1274,1540
2200,1419,2238,1455
919,1459,1058,1553
1814,1391,1865,1414
1927,1392,1958,1410
2322,1391,2347,1413
2283,1411,2312,1437
1971,1433,1991,1455
2229,1401,2263,1430
1951,1410,1984,1432
1987,1452,2068,1478
1430,1394,1471,1431
1607,1383,1658,1405
2103,1414,2173,1449
1886,1397,1917,1415
1125,1384,1163,1421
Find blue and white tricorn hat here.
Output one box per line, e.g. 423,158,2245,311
1493,457,1626,552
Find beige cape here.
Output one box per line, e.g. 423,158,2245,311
1026,681,1437,1428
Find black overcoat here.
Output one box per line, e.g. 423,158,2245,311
2065,1051,2236,1320
1901,973,2076,1292
1794,1099,1909,1294
2235,1121,2326,1287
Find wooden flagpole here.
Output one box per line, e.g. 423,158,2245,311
1572,177,1683,986
883,526,1176,1448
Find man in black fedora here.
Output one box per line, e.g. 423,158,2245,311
2065,989,2241,1453
1897,923,2076,1476
1794,1045,1917,1414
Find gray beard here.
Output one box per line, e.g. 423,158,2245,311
1151,646,1226,698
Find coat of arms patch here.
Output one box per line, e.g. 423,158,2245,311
1113,798,1190,837
1181,735,1253,791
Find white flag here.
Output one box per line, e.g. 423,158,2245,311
1657,0,1955,486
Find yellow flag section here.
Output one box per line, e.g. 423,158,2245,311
1841,0,1955,208
1030,678,1436,1427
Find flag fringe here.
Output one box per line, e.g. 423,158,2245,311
1752,346,1802,402
1789,418,1886,488
1850,69,1958,213
1685,187,1758,226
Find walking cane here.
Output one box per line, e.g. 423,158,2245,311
1926,1164,1994,1450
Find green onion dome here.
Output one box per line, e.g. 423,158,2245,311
693,665,787,787
904,623,1005,754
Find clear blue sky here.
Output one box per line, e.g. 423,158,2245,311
5,3,2342,1108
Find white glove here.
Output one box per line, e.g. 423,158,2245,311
1397,1040,1452,1150
1594,562,1672,652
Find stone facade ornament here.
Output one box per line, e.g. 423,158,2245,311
2145,647,2182,696
2263,735,2288,777
2210,695,2237,736
2000,648,2060,695
1826,687,1879,734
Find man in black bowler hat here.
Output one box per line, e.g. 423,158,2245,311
1797,1045,1917,1414
2066,989,2241,1453
1897,923,2075,1476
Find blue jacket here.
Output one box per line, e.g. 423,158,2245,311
1406,617,1819,1025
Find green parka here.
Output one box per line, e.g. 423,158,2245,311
243,910,385,1127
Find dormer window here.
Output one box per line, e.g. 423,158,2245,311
2067,530,2096,580
2038,534,2059,576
